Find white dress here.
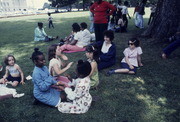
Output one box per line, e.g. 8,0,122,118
58,77,92,114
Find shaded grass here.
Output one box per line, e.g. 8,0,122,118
0,10,179,122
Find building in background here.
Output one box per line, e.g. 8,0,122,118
0,0,49,12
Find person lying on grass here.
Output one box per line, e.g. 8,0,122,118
0,54,25,87
57,60,92,114
34,22,58,42
107,38,143,75
31,48,66,107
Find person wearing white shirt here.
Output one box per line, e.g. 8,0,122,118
107,38,143,75
59,23,86,52
80,22,91,46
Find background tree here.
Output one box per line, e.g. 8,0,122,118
142,0,180,39
49,0,77,11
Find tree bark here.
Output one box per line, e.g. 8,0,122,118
142,0,180,39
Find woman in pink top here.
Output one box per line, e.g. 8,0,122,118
107,38,143,75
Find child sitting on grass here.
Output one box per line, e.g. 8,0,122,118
0,54,25,87
107,38,143,75
85,45,99,89
48,44,73,87
58,60,92,114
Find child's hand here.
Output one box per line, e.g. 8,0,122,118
66,62,73,69
130,65,134,69
61,54,68,61
20,81,25,85
2,78,7,84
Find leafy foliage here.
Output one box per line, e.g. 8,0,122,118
48,0,77,7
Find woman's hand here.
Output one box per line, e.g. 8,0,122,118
129,65,134,69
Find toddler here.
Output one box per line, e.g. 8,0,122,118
0,55,24,87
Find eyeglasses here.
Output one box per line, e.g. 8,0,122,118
128,43,134,45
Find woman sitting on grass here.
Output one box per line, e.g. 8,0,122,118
48,44,73,87
107,38,143,75
58,60,92,114
31,48,64,107
59,23,86,52
0,54,25,87
34,22,58,42
94,30,116,71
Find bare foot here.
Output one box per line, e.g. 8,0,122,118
162,53,167,59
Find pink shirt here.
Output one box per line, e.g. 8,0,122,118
121,47,143,67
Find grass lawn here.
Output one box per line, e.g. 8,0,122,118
0,8,179,122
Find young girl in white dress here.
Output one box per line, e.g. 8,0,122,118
57,60,92,114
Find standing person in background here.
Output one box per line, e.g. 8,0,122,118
48,13,54,29
89,2,94,33
148,3,156,25
137,0,147,29
90,0,115,42
116,1,123,25
133,2,140,27
118,1,131,30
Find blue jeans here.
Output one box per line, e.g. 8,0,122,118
163,39,180,56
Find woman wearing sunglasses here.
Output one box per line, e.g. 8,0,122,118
107,38,143,75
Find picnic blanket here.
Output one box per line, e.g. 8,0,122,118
63,48,86,53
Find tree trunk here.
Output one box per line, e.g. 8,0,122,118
142,0,180,39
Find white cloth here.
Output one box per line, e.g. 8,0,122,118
121,6,128,15
118,18,125,26
81,29,91,46
34,27,47,41
49,58,62,76
0,84,24,98
48,16,53,21
101,41,112,53
121,47,143,67
74,31,87,48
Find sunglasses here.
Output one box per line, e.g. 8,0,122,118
128,42,134,45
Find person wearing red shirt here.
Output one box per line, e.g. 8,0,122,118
90,0,115,42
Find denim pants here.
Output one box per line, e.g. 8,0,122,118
163,39,180,56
